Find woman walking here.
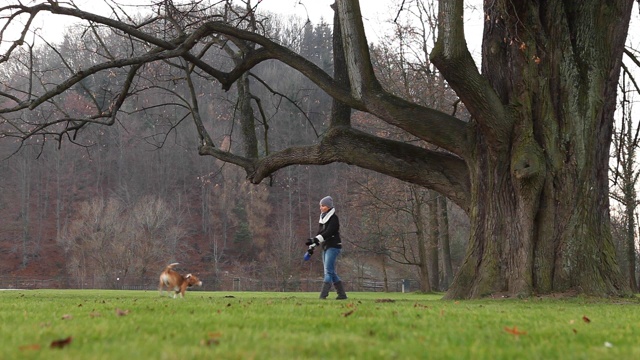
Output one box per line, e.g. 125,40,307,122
306,196,347,300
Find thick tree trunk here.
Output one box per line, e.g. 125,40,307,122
442,0,633,299
446,147,625,298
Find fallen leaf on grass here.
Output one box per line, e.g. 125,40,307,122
90,312,102,318
50,336,72,349
342,310,355,317
572,329,578,334
582,315,591,323
115,308,130,316
19,344,41,351
414,303,429,309
375,299,395,303
504,326,527,336
61,314,73,320
201,332,222,346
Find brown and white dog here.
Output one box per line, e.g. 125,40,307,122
158,263,202,298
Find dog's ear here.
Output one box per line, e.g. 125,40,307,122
186,274,192,279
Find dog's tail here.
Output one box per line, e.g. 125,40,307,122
166,262,180,270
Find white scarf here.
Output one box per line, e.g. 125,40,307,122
319,208,335,224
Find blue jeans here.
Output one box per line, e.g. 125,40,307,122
322,247,342,283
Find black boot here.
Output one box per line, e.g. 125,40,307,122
319,282,332,299
334,281,347,300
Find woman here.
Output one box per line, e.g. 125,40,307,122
306,195,347,300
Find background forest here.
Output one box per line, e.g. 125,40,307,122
0,2,637,294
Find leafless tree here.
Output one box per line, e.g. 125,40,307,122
58,194,188,286
610,74,639,292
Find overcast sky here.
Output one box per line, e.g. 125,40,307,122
1,0,483,55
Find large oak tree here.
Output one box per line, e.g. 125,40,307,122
0,0,637,298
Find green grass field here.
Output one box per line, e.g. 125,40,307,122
1,289,640,359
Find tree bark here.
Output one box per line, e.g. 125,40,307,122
433,0,633,298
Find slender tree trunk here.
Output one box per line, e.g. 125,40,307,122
19,152,31,268
201,183,209,233
636,220,640,289
55,151,62,241
438,195,454,290
626,201,637,292
412,187,431,292
382,256,389,292
427,190,440,291
619,81,639,292
237,72,259,158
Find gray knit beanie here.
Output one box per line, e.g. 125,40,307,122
319,196,334,208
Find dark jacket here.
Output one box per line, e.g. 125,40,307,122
315,208,342,250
